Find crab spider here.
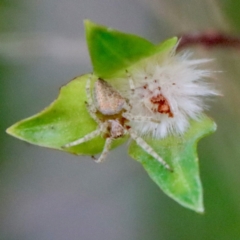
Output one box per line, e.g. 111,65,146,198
63,75,171,171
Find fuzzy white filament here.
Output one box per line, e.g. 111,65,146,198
112,47,219,139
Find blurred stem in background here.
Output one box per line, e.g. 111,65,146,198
177,31,240,51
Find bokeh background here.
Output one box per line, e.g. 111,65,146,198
1,0,240,239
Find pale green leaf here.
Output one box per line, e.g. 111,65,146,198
129,115,216,212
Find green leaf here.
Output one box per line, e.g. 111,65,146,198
85,20,177,78
128,115,216,213
6,74,126,155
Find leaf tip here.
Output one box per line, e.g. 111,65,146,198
197,207,205,214
195,204,205,214
84,19,94,29
212,121,217,132
171,36,178,44
6,124,16,137
180,197,204,213
6,122,26,143
84,19,107,34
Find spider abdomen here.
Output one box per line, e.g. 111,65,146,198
94,78,126,115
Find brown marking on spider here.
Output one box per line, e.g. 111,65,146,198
62,75,172,171
150,94,174,117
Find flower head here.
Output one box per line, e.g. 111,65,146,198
112,46,219,138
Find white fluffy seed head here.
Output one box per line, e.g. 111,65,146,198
112,47,220,139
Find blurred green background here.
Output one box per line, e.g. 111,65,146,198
1,0,240,239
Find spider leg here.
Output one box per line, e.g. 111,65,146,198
86,74,98,112
85,103,102,125
128,129,172,171
85,74,102,124
85,74,94,108
122,112,161,123
62,128,102,148
95,137,113,163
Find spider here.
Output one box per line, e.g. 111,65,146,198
63,75,172,171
